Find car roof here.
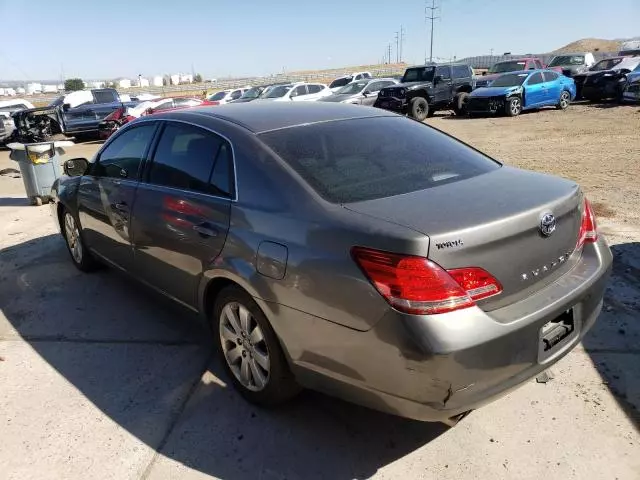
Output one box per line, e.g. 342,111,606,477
152,102,396,134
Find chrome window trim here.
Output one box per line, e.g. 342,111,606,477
126,116,239,202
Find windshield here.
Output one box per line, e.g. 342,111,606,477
548,55,584,67
488,61,528,73
401,67,435,83
490,73,529,87
260,116,499,204
335,81,368,95
265,85,293,98
49,95,65,107
240,87,262,99
329,77,352,88
590,58,623,71
209,91,228,101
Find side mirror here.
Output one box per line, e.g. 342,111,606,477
64,158,89,177
62,103,71,112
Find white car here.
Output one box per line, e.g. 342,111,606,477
208,88,249,104
126,97,204,118
329,71,373,92
259,83,332,102
0,99,35,143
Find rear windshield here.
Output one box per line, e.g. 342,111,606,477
260,116,500,203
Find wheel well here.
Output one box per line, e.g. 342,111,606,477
203,277,240,319
457,85,472,94
57,203,65,230
407,90,429,102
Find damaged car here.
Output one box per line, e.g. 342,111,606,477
620,63,640,103
466,70,576,117
0,99,34,145
573,56,640,101
8,88,138,143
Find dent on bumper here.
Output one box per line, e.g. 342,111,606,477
260,238,613,422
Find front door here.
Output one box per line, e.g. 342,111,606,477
542,71,562,105
131,121,233,308
434,65,453,104
77,123,158,269
524,72,545,107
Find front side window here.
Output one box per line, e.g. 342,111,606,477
209,91,228,101
542,71,559,82
291,85,308,97
260,116,499,204
402,67,435,83
230,90,242,100
527,72,544,85
93,90,117,104
93,124,157,179
265,85,293,98
148,122,230,195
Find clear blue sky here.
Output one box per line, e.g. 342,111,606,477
1,0,638,81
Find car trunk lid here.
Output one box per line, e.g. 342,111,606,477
345,167,583,311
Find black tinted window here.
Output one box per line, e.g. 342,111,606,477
293,86,307,97
329,77,351,88
260,117,499,203
436,66,451,79
543,71,559,81
452,65,470,79
93,90,117,104
148,123,225,194
210,143,233,198
94,124,156,179
230,90,242,100
527,73,544,85
308,85,322,94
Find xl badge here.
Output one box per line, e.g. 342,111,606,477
539,212,556,237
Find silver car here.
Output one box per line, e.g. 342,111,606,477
319,78,398,106
52,103,612,425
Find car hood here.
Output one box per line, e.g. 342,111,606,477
319,93,359,102
626,72,640,83
470,86,520,97
388,81,433,89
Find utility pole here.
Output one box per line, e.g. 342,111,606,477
399,25,405,62
395,31,399,63
388,43,392,65
425,0,440,63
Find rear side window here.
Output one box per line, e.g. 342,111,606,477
452,65,471,79
94,124,156,179
148,122,230,195
308,85,322,94
260,117,499,203
543,71,559,81
436,65,451,79
93,90,117,104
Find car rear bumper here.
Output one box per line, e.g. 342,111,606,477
264,237,612,423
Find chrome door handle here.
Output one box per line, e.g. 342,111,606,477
193,224,218,237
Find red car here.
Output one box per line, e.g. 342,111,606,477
98,97,215,139
476,57,562,88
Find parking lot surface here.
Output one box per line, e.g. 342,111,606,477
1,105,639,479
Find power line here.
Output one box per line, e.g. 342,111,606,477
425,0,440,63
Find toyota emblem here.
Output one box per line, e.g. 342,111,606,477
539,212,556,237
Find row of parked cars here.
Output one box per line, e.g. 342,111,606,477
2,53,639,145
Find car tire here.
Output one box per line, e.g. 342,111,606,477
556,90,571,110
214,286,301,406
453,92,470,116
409,97,429,121
505,97,522,117
61,208,100,272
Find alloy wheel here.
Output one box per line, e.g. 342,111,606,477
64,213,83,264
219,302,270,391
511,98,521,115
560,91,569,108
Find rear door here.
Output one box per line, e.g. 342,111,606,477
77,123,159,269
542,71,562,104
434,65,453,104
290,85,309,101
91,89,121,123
131,121,233,307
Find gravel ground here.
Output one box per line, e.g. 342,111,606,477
1,104,639,479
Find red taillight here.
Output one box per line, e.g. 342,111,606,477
577,198,598,249
104,107,125,121
351,247,502,315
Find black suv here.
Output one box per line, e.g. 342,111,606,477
374,63,474,120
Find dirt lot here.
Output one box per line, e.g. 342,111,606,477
1,104,639,480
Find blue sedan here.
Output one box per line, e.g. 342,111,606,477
467,69,576,117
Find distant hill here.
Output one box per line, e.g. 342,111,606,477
552,38,623,53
